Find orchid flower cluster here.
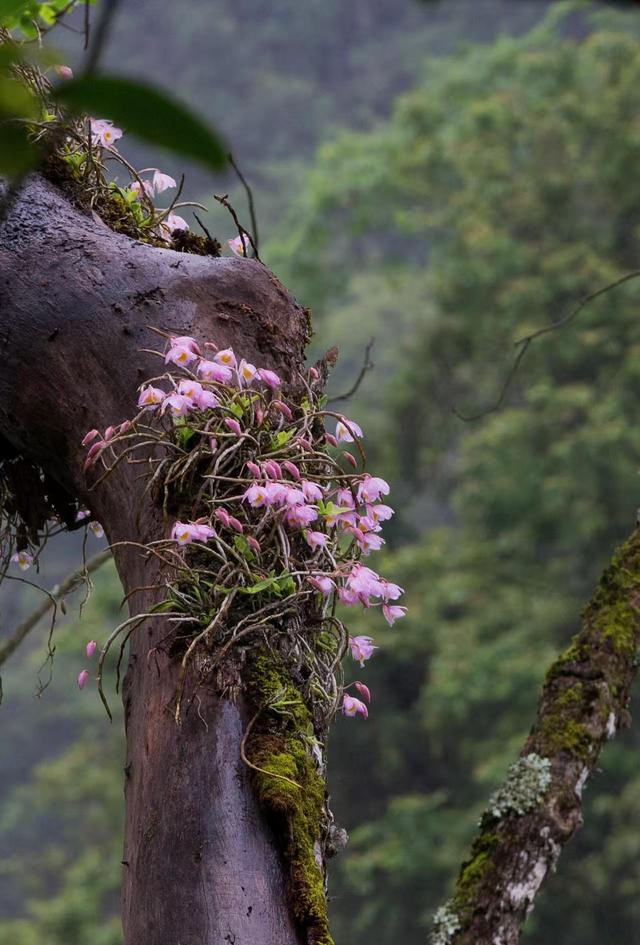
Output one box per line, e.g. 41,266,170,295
81,333,406,722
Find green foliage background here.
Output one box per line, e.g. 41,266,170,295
3,2,640,943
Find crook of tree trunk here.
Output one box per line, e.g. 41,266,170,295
0,175,320,945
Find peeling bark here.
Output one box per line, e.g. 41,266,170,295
0,175,316,945
434,527,640,945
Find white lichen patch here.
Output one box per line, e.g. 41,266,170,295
574,765,589,798
430,902,461,945
507,856,548,910
484,754,552,821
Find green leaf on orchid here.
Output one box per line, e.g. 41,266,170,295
271,429,295,450
54,75,227,173
228,402,244,419
233,534,255,562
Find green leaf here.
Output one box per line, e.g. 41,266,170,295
271,429,295,450
0,0,31,26
54,75,227,173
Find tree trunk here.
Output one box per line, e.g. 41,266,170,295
0,175,316,945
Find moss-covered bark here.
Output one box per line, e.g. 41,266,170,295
430,527,640,945
245,651,334,945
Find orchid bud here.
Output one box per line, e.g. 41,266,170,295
246,461,261,478
309,366,319,381
255,407,265,426
228,516,244,534
325,433,338,448
355,681,371,703
214,508,231,527
55,64,74,80
104,425,115,441
343,451,358,469
296,437,313,451
283,461,301,481
86,640,97,659
209,437,218,453
224,417,242,436
82,429,100,447
247,536,261,554
77,670,90,690
272,400,293,420
118,420,132,435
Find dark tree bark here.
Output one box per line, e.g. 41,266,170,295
0,176,315,945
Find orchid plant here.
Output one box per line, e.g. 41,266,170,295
78,333,407,723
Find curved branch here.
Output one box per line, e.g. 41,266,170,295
431,526,640,945
0,548,111,668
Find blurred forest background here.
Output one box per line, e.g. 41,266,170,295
2,0,640,942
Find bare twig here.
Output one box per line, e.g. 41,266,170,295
0,548,111,668
328,338,375,404
454,270,640,422
214,192,260,261
228,152,259,256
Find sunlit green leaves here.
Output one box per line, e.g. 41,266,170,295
55,75,227,173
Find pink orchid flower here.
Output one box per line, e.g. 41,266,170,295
164,212,189,233
137,385,166,408
153,170,177,193
257,368,281,389
215,348,237,369
161,393,194,416
368,503,394,523
285,505,318,528
381,581,404,601
357,475,390,504
172,521,215,545
243,485,269,508
165,344,198,367
305,530,328,550
348,635,377,666
197,360,233,384
86,640,97,659
170,335,201,355
11,550,33,571
309,575,334,595
343,694,368,719
77,669,90,690
335,416,363,443
301,480,324,503
89,521,104,538
228,235,250,257
238,359,257,385
90,118,123,148
383,604,407,627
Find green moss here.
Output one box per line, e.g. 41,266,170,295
538,713,592,761
594,601,637,656
245,650,333,945
451,831,500,917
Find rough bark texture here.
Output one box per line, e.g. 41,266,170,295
0,175,315,945
436,527,640,945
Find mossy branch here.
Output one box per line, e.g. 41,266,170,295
431,526,640,945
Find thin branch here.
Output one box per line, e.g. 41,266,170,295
228,152,259,255
214,192,260,261
454,269,640,422
84,0,122,74
431,526,640,945
0,548,111,668
328,338,375,404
